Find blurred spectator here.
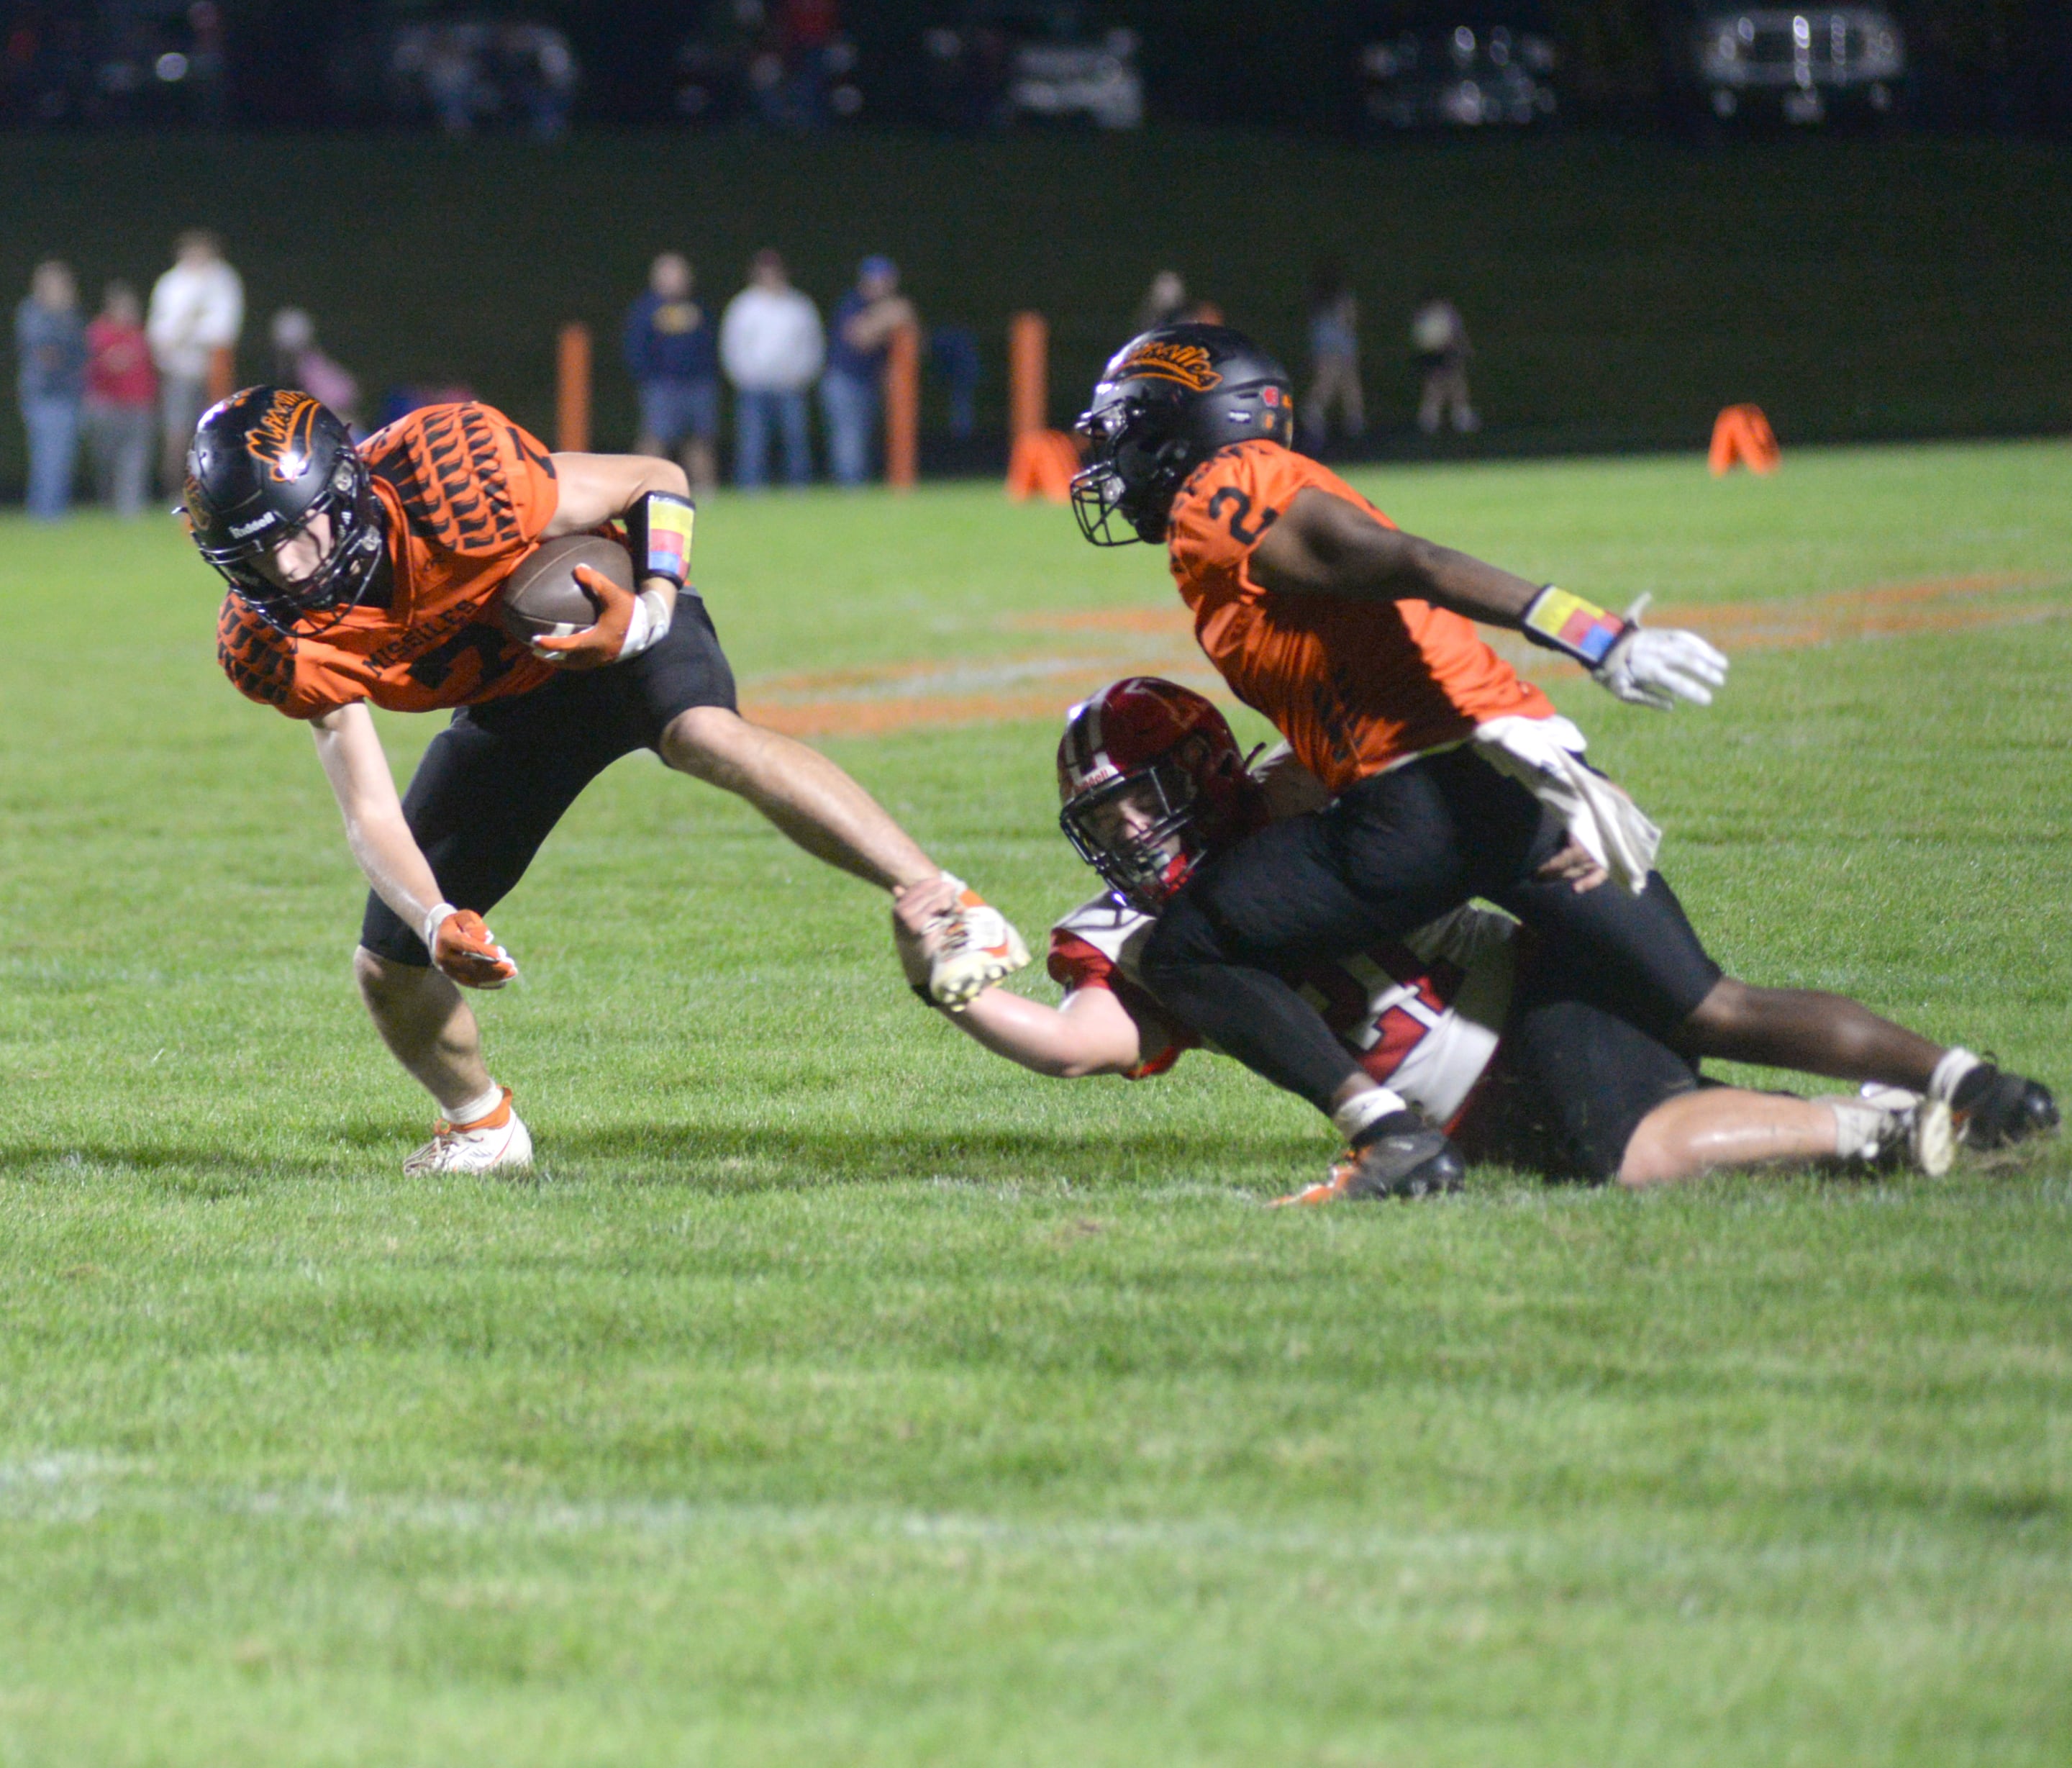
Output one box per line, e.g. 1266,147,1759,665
929,325,981,440
381,381,476,428
147,230,242,494
820,255,917,487
15,259,86,520
271,308,363,435
1303,258,1365,449
624,252,719,497
1137,269,1187,332
1412,295,1478,435
719,249,822,489
84,280,156,517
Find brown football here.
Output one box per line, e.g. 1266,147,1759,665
495,534,635,642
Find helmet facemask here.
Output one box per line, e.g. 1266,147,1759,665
1060,762,1209,910
196,451,385,636
1070,386,1194,547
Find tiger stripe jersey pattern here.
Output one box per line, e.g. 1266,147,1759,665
217,402,562,720
1163,440,1553,795
1047,894,1518,1129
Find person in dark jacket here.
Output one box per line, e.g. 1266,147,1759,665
624,253,719,495
16,259,88,520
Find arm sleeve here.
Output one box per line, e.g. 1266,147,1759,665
217,599,350,720
364,404,560,562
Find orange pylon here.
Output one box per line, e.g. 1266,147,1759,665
1709,404,1780,476
1007,429,1082,504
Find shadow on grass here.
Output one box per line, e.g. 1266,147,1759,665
0,1122,1325,1195
532,1119,1320,1192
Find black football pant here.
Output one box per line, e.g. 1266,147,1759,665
1137,746,1723,1115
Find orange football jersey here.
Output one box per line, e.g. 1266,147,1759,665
217,402,562,720
1165,441,1551,794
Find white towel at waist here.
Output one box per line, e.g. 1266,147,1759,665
1471,715,1661,894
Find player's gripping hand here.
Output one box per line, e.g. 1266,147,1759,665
893,874,1031,1010
530,565,671,671
1593,594,1729,711
423,902,519,989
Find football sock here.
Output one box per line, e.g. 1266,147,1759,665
1333,1088,1415,1146
1927,1047,1984,1108
445,1082,506,1129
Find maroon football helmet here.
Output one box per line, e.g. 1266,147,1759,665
1057,677,1262,910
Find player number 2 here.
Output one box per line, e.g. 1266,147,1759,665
1207,487,1280,546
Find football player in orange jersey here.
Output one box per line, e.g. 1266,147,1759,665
894,679,1974,1194
1067,327,2055,1197
184,386,1027,1174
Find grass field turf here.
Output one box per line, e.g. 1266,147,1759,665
1,443,2069,1764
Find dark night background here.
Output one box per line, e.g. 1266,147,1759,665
6,1,2070,133
3,1,2070,491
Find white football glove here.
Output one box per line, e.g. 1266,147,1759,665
925,875,1032,1010
1592,594,1729,711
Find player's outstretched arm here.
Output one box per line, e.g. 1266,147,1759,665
1250,487,1727,710
893,881,1141,1077
309,704,517,989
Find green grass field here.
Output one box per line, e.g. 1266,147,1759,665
2,443,2070,1764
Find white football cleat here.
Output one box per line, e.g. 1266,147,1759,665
1829,1085,1955,1178
401,1087,535,1177
926,875,1031,1010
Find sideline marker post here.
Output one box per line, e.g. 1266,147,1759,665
1006,310,1078,503
556,322,592,453
885,321,920,491
1009,310,1048,440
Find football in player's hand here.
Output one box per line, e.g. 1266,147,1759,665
496,535,634,643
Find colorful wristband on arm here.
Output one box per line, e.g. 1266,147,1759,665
1521,585,1629,668
624,490,696,591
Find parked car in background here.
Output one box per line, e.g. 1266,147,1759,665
917,5,1141,132
1674,4,1905,127
1358,16,1557,132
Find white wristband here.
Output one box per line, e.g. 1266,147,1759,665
619,588,673,661
422,901,458,953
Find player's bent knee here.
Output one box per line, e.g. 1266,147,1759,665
353,944,432,1007
659,704,753,783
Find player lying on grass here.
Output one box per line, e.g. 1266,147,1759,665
1065,327,2057,1197
894,678,2055,1198
183,387,1027,1174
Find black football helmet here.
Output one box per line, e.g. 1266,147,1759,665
1071,324,1295,546
183,386,386,632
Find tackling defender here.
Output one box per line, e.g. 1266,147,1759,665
896,679,1979,1196
1065,327,2055,1192
184,387,1027,1173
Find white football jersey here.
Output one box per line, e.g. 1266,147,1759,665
1048,894,1517,1128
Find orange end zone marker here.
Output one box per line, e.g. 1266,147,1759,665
556,322,591,453
1007,428,1083,504
1710,404,1780,476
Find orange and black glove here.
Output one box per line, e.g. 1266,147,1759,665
422,903,519,989
530,565,671,671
